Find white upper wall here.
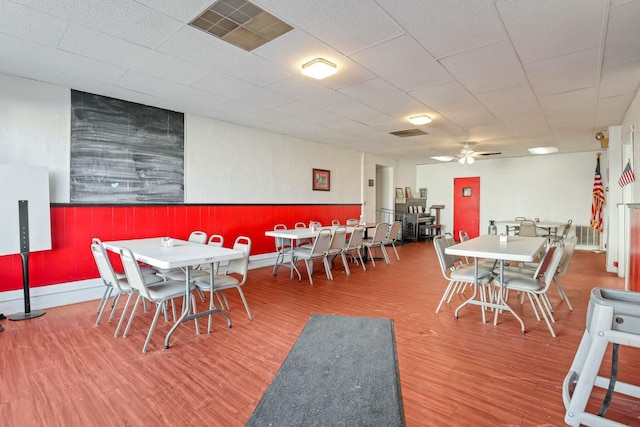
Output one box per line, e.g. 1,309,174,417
416,151,606,234
0,73,367,204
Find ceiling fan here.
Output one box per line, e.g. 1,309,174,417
433,143,502,164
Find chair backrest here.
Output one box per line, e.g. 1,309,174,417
385,221,402,244
556,235,577,277
310,228,332,256
331,219,340,226
208,234,224,247
518,220,538,237
310,221,322,228
371,222,389,244
91,238,126,292
224,236,252,285
433,235,456,276
120,247,152,299
188,231,207,244
459,229,470,242
273,224,289,250
328,226,348,252
346,225,365,249
346,218,359,226
294,222,307,229
561,219,573,239
538,240,565,289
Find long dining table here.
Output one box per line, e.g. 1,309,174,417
265,225,355,281
495,219,566,236
445,234,547,333
102,237,243,349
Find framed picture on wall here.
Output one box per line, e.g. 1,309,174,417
313,168,330,191
419,188,427,199
405,187,413,198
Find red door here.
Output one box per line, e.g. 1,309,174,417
453,177,480,240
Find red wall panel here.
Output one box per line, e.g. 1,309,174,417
0,204,361,292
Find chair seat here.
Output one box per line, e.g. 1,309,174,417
450,265,493,283
162,268,210,281
194,273,240,290
501,274,543,291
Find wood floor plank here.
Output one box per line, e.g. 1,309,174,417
0,240,638,426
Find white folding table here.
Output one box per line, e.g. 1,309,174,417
265,225,354,281
445,235,547,332
102,237,243,349
495,220,566,236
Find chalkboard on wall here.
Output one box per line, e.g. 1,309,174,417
70,90,184,203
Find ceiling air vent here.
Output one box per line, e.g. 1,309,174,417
189,0,293,52
390,129,427,138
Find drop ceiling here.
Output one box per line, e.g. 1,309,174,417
1,0,639,164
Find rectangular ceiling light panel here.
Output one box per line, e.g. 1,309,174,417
189,0,293,51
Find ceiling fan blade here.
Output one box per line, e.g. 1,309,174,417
473,151,501,157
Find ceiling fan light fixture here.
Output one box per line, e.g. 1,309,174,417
301,58,337,79
528,146,559,155
409,115,432,125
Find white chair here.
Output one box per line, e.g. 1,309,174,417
325,226,350,277
552,235,577,311
120,247,199,352
346,218,359,226
383,221,402,261
164,233,225,282
155,230,208,278
499,239,565,337
294,228,332,285
294,222,312,248
91,238,162,335
518,220,538,237
331,219,340,226
194,236,253,331
344,224,366,271
362,222,390,267
433,235,495,315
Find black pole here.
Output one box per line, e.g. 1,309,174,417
9,200,45,321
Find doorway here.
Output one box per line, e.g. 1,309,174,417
453,177,480,240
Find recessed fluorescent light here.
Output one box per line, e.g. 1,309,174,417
431,156,454,162
528,146,559,155
409,115,432,125
301,58,337,80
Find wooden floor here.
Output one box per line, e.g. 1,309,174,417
1,240,639,426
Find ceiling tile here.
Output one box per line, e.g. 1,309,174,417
337,78,422,113
603,0,640,67
441,41,528,95
496,0,606,64
525,47,600,96
375,0,507,59
349,35,452,91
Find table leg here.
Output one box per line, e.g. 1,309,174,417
455,257,481,319
164,264,232,350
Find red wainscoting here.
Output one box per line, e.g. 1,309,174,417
0,204,361,292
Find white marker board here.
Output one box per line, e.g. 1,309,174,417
0,165,52,255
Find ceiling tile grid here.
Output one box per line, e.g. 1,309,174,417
1,0,639,163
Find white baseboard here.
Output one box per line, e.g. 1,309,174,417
0,252,280,316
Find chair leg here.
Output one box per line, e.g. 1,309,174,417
356,248,366,271
115,293,134,338
142,302,165,353
553,277,574,310
533,294,556,337
366,246,376,267
236,287,253,320
341,253,351,276
191,294,200,335
391,242,400,261
304,259,314,285
123,294,142,338
380,245,390,264
108,293,122,322
323,256,333,280
436,280,456,313
96,287,114,325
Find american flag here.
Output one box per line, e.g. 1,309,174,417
590,157,605,233
618,160,636,187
